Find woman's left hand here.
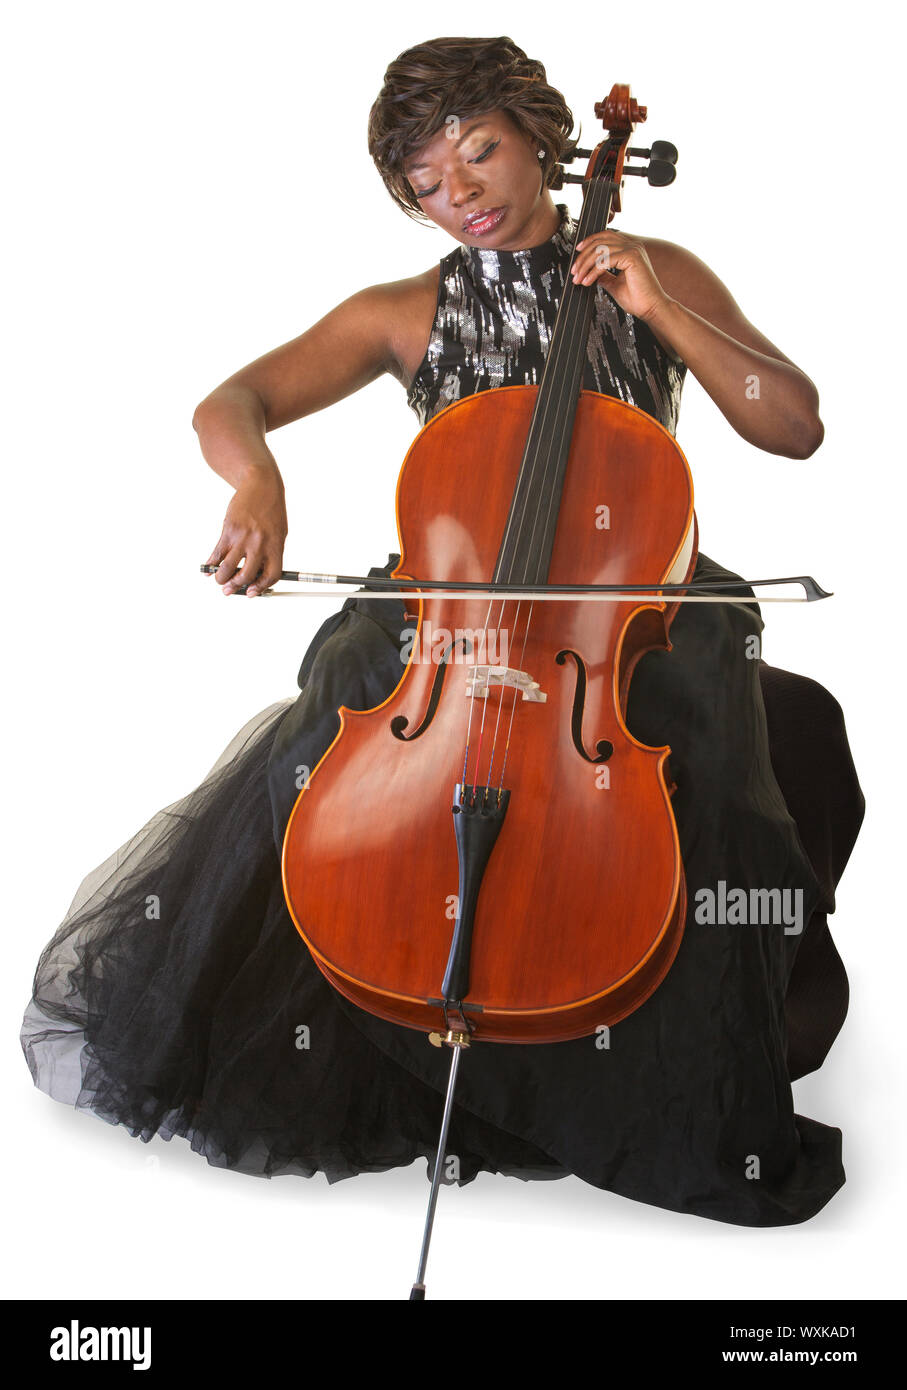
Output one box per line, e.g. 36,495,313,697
571,231,672,323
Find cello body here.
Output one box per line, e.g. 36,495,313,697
281,383,695,1042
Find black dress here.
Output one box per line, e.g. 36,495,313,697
20,207,865,1225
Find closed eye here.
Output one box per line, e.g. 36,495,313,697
471,138,500,165
413,138,502,200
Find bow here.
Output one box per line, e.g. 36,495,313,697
199,565,831,604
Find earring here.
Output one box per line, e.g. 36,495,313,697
537,149,546,159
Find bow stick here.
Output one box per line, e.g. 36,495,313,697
199,565,831,603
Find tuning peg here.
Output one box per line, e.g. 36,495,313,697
650,140,678,165
560,147,594,163
622,158,677,187
549,166,586,189
646,158,676,187
627,140,679,165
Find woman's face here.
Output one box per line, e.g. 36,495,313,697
403,109,561,250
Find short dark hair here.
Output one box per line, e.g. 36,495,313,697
368,36,576,221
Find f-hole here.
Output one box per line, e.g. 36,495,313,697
555,648,613,763
391,636,472,741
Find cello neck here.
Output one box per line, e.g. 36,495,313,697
493,175,616,588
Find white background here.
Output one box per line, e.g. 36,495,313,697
3,0,902,1302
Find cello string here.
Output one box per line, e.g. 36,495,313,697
465,595,527,794
519,177,613,587
469,653,494,797
493,176,600,580
474,176,611,793
494,174,610,590
483,598,531,793
479,599,516,791
460,596,496,801
467,597,506,791
495,601,536,802
469,594,537,794
479,177,612,790
468,597,526,796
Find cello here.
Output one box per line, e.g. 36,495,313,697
282,85,692,1029
278,85,695,1295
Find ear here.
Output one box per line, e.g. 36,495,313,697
516,120,546,171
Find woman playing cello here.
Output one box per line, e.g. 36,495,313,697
21,35,863,1231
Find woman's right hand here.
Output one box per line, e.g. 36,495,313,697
205,467,288,597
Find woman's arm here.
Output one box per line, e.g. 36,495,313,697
569,232,823,459
193,272,436,595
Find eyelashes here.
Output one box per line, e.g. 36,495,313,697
471,138,501,165
414,138,501,200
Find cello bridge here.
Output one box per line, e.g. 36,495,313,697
466,666,547,703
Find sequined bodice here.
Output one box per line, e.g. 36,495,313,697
406,205,685,434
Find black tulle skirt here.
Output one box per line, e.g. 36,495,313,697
20,553,864,1225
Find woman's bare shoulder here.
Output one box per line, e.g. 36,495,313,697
358,265,440,385
196,266,442,432
640,236,799,367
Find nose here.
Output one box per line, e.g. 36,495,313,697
447,169,483,208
